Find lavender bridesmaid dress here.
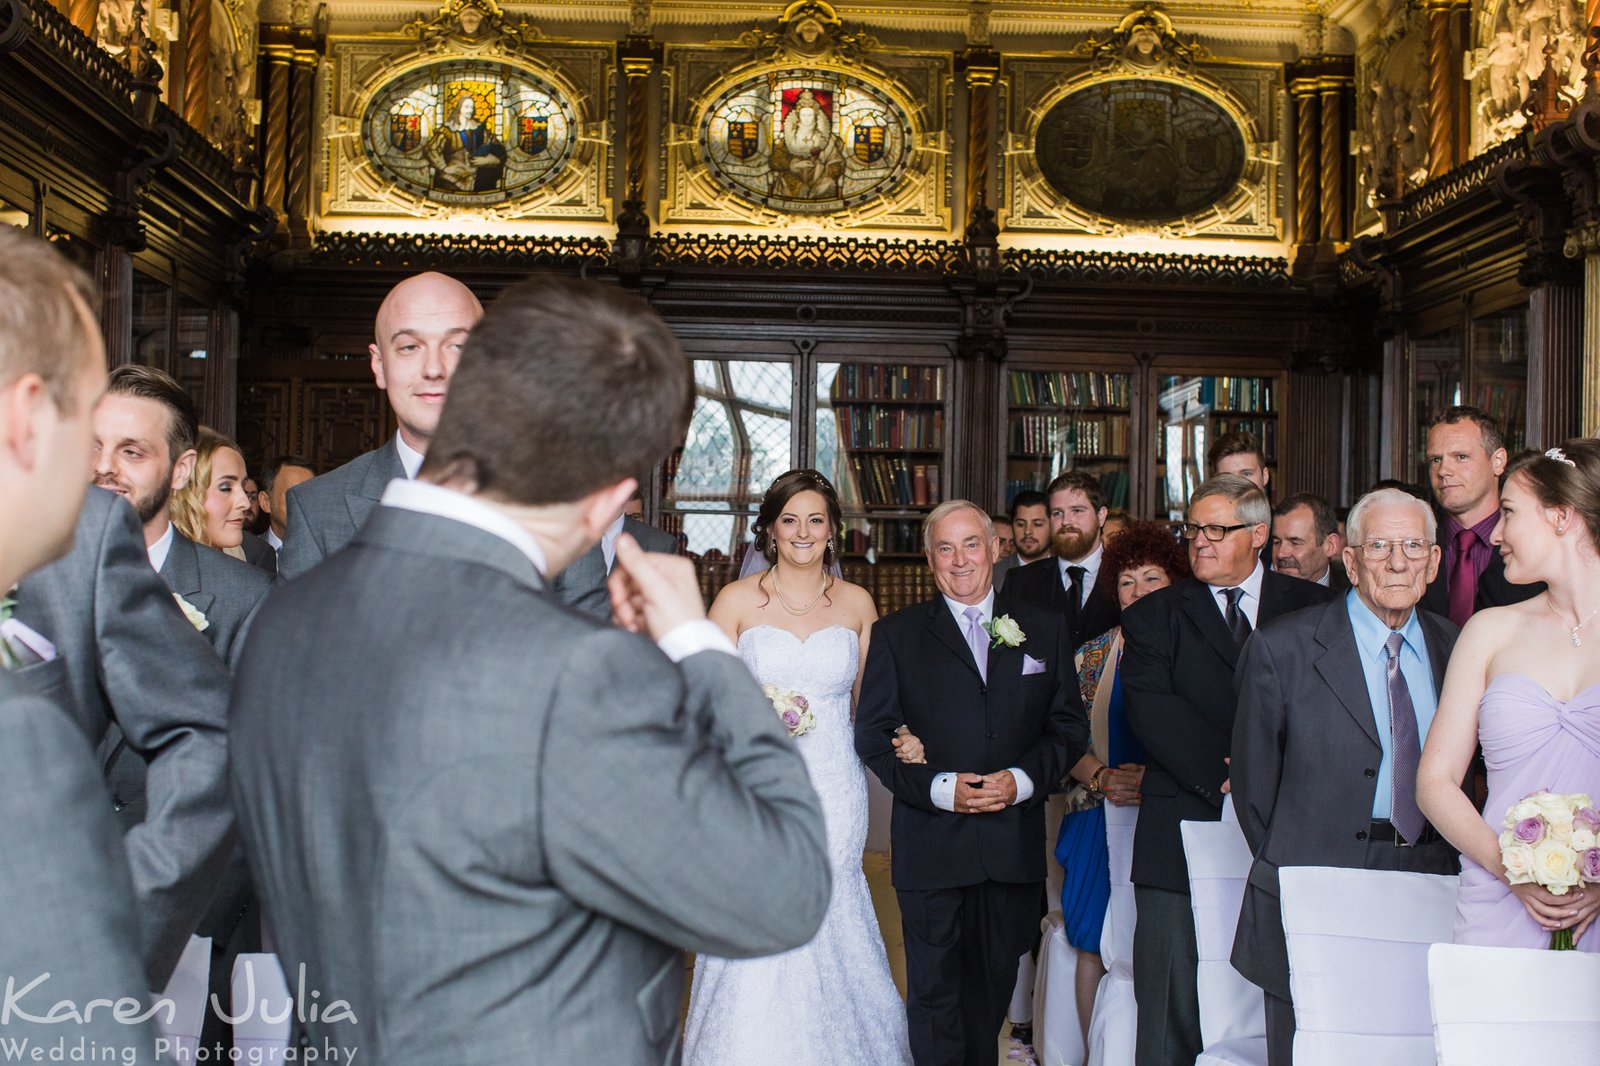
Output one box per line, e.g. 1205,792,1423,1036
1453,673,1600,950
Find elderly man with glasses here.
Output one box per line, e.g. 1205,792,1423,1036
1230,487,1460,1064
1118,474,1333,1066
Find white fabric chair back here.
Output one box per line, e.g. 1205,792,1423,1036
1278,866,1457,1066
1086,804,1137,1066
232,953,294,1064
1180,819,1265,1050
1034,912,1086,1066
1428,942,1600,1066
152,935,211,1062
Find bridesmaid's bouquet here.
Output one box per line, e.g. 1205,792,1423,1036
764,685,816,739
1499,789,1600,950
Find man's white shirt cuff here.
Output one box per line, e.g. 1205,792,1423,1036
931,768,1033,810
657,619,737,663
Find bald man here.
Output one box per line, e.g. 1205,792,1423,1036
277,273,612,615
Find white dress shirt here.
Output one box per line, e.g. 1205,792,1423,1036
601,514,626,573
1057,540,1103,608
1209,560,1265,629
395,434,425,480
930,589,1035,812
264,527,283,552
380,480,733,663
147,521,175,572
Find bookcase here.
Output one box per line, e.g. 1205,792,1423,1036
1405,298,1528,484
1468,309,1527,454
1156,373,1282,518
817,361,948,559
1004,369,1133,510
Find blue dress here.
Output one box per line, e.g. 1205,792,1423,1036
1055,636,1145,953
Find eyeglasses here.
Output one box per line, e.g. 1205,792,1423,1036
1354,538,1433,561
1177,522,1254,542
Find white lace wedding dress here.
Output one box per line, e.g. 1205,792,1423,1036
682,624,911,1066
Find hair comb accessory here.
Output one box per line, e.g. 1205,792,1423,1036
1545,448,1577,467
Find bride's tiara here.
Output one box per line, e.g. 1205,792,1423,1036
1545,448,1577,468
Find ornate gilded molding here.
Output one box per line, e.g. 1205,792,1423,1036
303,230,610,267
1002,247,1293,288
652,231,959,272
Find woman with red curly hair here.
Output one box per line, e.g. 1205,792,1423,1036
1056,519,1190,1041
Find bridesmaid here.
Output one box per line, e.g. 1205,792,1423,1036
171,428,253,561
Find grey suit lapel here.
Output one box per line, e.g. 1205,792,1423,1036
346,438,408,532
1312,600,1382,747
158,535,216,617
1180,580,1239,666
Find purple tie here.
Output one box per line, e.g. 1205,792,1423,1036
1446,528,1477,628
963,606,989,682
1385,631,1426,845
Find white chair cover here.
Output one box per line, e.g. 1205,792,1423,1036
1034,911,1086,1066
1012,948,1037,1026
232,953,294,1065
1428,942,1600,1066
151,935,211,1062
1278,866,1458,1066
1180,819,1266,1066
1085,803,1136,1066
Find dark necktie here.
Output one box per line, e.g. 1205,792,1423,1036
1446,528,1477,628
1222,587,1252,648
1384,631,1426,845
1065,565,1087,631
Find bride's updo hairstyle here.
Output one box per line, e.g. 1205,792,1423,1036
752,468,844,567
1504,438,1600,556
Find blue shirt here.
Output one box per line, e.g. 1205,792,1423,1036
1345,590,1439,820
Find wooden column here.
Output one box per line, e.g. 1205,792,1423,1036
618,36,659,205
284,38,318,244
205,305,238,437
66,0,96,34
183,0,210,132
259,32,291,226
1290,78,1319,268
959,47,999,224
1318,79,1348,245
1585,0,1600,100
1585,256,1600,435
99,246,133,369
1425,0,1460,179
1526,277,1583,446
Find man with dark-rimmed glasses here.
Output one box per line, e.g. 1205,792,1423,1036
1118,474,1333,1066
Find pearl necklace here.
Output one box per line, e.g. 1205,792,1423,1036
1546,597,1600,648
770,567,829,616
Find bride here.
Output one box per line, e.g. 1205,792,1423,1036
683,469,913,1065
1418,439,1600,950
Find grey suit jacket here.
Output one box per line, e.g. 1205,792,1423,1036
277,438,404,583
240,530,277,578
0,676,155,1058
623,515,677,555
12,488,234,988
99,531,273,829
1229,598,1460,1000
229,506,830,1065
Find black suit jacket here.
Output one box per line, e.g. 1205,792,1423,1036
1419,546,1543,616
856,595,1090,891
1230,600,1460,998
1004,555,1120,648
240,530,277,578
1120,572,1335,893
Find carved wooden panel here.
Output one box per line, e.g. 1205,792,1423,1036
237,361,395,472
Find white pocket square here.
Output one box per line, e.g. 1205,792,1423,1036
1021,654,1046,675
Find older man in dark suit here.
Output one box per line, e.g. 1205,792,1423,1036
1232,488,1460,1064
0,226,154,1057
1120,474,1333,1066
857,499,1091,1066
230,278,829,1065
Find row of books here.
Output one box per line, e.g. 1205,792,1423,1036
841,518,926,556
1196,376,1276,413
1474,383,1526,445
1213,417,1278,461
1004,467,1130,510
848,455,942,507
1008,370,1131,408
830,364,946,403
1008,413,1130,457
838,406,945,450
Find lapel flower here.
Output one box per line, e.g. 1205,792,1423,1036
982,614,1025,649
173,594,210,633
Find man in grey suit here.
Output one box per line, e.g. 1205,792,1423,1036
1232,488,1460,1064
277,270,611,614
230,277,830,1065
0,226,154,1057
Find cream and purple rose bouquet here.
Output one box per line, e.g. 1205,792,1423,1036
763,684,816,739
1499,789,1600,950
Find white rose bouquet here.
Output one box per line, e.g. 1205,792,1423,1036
1499,789,1600,950
764,685,816,739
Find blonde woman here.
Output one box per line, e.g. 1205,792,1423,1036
171,428,251,560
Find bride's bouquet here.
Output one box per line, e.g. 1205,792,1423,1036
1499,789,1600,950
764,685,816,739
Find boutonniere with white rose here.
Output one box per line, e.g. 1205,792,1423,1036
173,594,210,633
982,614,1025,649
